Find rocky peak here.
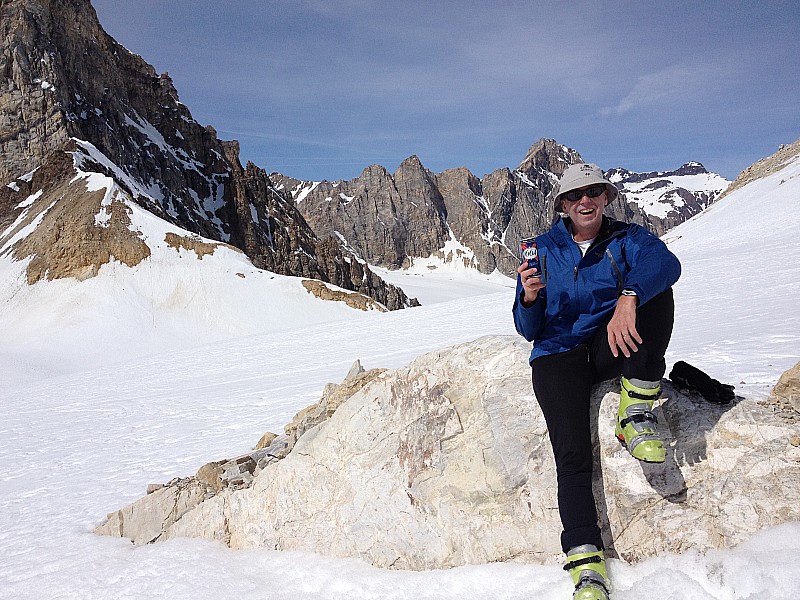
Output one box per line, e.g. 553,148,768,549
278,135,729,278
672,161,708,176
607,162,711,185
516,137,581,177
1,0,415,310
395,154,426,173
285,139,583,277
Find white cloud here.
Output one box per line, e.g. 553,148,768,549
601,63,722,116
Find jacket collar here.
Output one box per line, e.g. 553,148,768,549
553,215,625,250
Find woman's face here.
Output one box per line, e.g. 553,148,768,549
561,184,607,238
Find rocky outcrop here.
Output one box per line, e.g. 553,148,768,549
301,280,387,312
94,360,376,545
719,137,800,200
283,360,387,451
0,0,415,309
95,337,800,569
763,360,800,423
0,140,153,283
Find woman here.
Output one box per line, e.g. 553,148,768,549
513,163,680,600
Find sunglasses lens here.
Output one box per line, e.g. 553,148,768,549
562,185,606,202
586,185,605,198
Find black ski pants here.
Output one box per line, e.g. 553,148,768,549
530,289,674,553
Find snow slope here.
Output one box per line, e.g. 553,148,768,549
0,163,386,383
1,153,799,599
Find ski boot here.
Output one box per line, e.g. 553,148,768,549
564,545,610,600
615,377,665,463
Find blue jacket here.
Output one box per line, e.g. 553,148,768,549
513,215,681,362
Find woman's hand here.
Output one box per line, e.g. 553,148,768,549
607,295,641,357
517,262,545,306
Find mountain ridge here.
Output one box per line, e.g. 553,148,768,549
0,0,416,309
272,143,729,276
1,0,731,307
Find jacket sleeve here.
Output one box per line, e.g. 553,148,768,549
622,225,681,305
512,273,546,342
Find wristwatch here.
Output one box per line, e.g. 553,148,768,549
620,289,637,297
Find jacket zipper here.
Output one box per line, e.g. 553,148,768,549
605,248,624,290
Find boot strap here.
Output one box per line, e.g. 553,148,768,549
575,577,610,597
619,410,658,429
563,554,603,571
624,387,661,400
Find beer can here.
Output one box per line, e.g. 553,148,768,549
520,237,540,276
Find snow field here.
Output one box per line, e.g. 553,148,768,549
1,154,799,599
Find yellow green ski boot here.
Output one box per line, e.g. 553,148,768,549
564,545,610,600
615,377,665,463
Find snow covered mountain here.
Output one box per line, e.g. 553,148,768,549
0,140,398,379
608,162,730,234
0,0,414,310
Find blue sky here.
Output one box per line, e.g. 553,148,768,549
91,0,799,182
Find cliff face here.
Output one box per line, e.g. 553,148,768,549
275,139,583,276
0,0,415,309
276,138,724,277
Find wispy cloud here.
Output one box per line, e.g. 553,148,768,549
600,63,723,116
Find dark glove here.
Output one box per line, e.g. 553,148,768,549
669,361,736,404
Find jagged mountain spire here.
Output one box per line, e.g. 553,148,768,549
274,139,584,275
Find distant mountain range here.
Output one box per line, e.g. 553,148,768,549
273,148,729,276
1,0,730,310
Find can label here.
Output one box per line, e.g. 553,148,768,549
520,237,540,275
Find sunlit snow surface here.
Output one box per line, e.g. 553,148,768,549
1,155,799,599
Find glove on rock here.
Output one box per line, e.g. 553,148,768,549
669,360,736,404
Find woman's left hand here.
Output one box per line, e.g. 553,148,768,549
607,295,642,358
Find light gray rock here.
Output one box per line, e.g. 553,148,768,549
95,336,800,570
767,360,800,419
345,359,366,380
95,477,207,544
283,365,387,452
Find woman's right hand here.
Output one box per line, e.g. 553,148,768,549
517,262,545,305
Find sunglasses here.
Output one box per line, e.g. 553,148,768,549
561,184,607,203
